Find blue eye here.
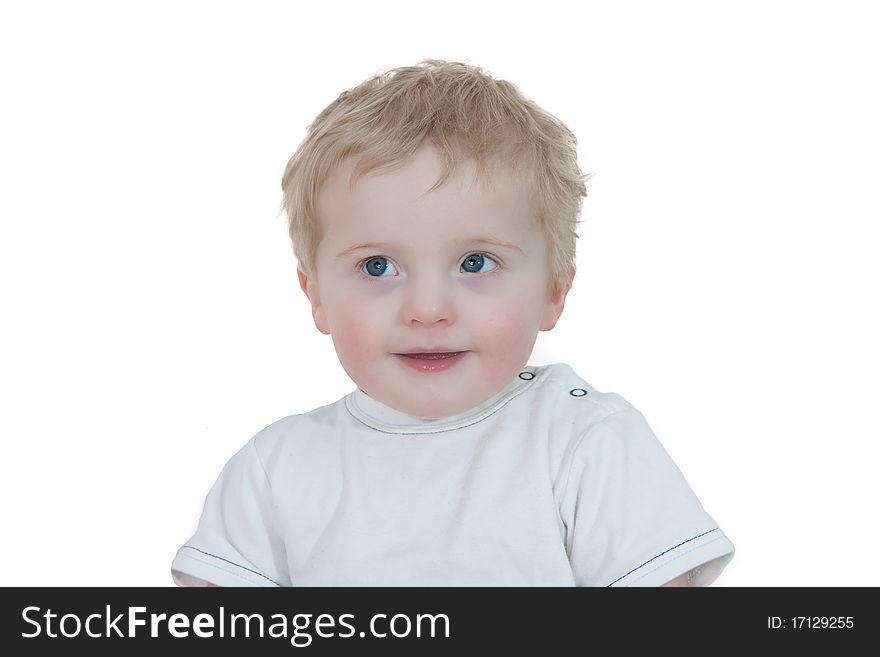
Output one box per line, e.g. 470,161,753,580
460,253,498,274
361,257,399,278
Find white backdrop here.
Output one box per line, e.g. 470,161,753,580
1,0,877,586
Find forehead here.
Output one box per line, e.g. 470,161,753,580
315,145,538,244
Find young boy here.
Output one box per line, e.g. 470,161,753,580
171,60,734,587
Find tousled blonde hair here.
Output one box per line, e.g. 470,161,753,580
280,59,590,296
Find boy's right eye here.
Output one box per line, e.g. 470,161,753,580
360,256,398,278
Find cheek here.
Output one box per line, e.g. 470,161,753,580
328,296,385,364
471,298,539,358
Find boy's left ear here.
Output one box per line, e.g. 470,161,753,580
540,272,573,332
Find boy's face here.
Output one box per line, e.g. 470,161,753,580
299,143,570,419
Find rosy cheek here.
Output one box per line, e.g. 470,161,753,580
473,303,535,371
332,299,381,362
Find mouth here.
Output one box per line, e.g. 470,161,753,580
394,350,469,372
396,351,465,360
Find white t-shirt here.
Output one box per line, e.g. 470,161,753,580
171,362,734,587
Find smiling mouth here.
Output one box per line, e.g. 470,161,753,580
398,352,464,360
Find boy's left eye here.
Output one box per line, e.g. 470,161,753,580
460,253,498,274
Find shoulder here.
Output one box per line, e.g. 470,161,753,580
247,395,349,478
528,361,638,432
521,363,649,481
539,363,689,501
527,362,685,488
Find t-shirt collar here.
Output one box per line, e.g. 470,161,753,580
345,366,541,434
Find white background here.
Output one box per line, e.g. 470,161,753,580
1,0,877,586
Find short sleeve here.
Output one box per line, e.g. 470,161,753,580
560,406,735,587
171,435,289,587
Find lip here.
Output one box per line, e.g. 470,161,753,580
397,348,463,355
394,351,468,373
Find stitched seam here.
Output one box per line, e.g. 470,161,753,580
556,407,642,529
251,432,273,489
544,376,621,418
347,393,521,435
623,534,728,586
180,545,280,586
179,554,266,586
344,367,547,436
249,432,290,573
605,528,720,586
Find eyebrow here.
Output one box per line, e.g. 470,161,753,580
336,237,525,260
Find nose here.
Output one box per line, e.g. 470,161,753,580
399,271,458,327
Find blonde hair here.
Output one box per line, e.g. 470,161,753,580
280,59,590,296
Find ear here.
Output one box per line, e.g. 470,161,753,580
297,265,330,335
539,270,573,332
